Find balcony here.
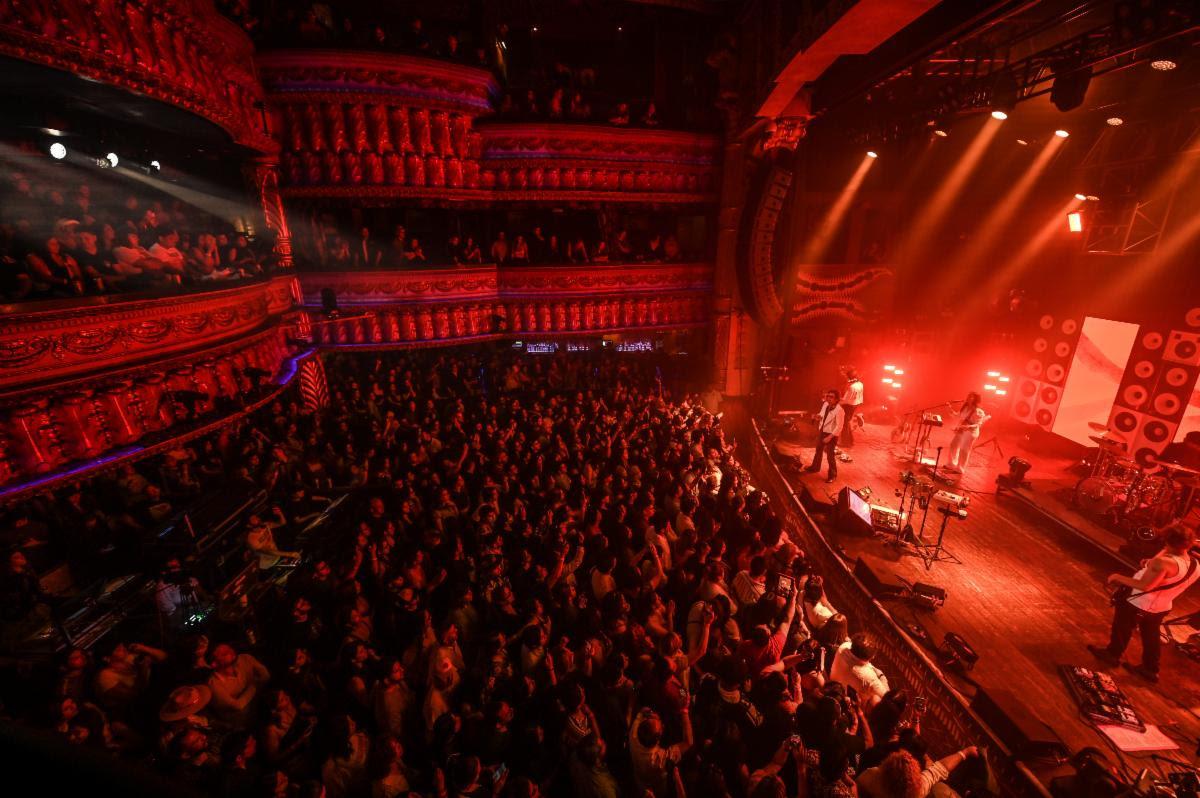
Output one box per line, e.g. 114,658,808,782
259,50,720,204
0,276,301,496
296,263,712,345
0,0,271,152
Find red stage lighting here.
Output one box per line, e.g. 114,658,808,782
1067,211,1083,232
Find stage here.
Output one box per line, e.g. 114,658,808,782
762,415,1200,782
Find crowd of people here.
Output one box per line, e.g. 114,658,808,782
0,157,272,302
0,349,989,798
314,223,693,270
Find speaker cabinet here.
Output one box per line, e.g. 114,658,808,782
971,686,1068,760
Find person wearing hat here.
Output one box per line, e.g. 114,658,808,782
160,684,212,726
158,684,212,756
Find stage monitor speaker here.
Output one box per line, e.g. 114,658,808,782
971,686,1068,760
836,487,874,536
853,557,905,599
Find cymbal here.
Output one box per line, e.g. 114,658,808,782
1089,435,1128,451
1157,460,1200,476
1088,421,1112,432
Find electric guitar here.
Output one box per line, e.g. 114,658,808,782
1110,553,1198,606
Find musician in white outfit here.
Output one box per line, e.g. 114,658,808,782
1090,525,1198,682
945,392,989,472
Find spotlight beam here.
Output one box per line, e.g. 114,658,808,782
890,116,1004,269
976,196,1083,302
939,135,1064,301
798,154,876,265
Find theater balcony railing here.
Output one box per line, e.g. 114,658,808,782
258,50,720,204
0,0,272,152
295,263,713,347
0,276,305,498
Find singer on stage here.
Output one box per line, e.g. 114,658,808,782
945,392,990,473
805,390,845,483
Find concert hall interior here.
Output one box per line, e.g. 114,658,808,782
2,1,1200,797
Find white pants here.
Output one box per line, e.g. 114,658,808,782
948,429,979,469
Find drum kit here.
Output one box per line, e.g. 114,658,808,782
1073,422,1200,532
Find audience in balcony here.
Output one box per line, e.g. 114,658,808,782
0,163,272,302
308,219,694,271
0,348,984,797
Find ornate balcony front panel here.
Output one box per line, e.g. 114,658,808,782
0,277,298,391
476,124,718,203
297,264,712,347
259,50,496,196
0,0,271,151
258,51,719,204
0,277,301,493
0,326,298,494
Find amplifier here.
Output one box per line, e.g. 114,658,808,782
870,504,904,533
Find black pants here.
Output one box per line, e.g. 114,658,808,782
1105,599,1168,674
840,404,858,447
810,434,838,480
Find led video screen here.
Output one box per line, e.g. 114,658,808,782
1052,316,1139,447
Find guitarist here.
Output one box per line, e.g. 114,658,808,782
1089,524,1199,682
944,392,990,473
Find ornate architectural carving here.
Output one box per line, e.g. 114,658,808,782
243,158,295,268
296,264,712,347
257,50,498,113
296,264,712,306
0,0,272,151
0,326,297,491
258,52,719,203
0,276,296,389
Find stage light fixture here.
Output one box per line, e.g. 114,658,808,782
892,383,903,390
1050,64,1092,112
49,142,66,159
893,369,904,375
150,160,161,171
105,152,119,167
1074,193,1087,200
866,150,878,159
996,389,1007,396
1106,116,1124,126
984,384,997,391
934,128,948,138
1016,139,1028,146
884,365,895,371
987,371,1000,377
1067,211,1083,232
999,376,1010,382
531,26,538,33
1054,129,1069,138
882,378,893,384
1150,57,1177,71
991,72,1018,120
1000,456,1032,488
1086,195,1099,202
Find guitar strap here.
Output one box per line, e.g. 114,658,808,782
1127,554,1199,602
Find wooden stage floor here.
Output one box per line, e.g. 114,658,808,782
766,418,1200,778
